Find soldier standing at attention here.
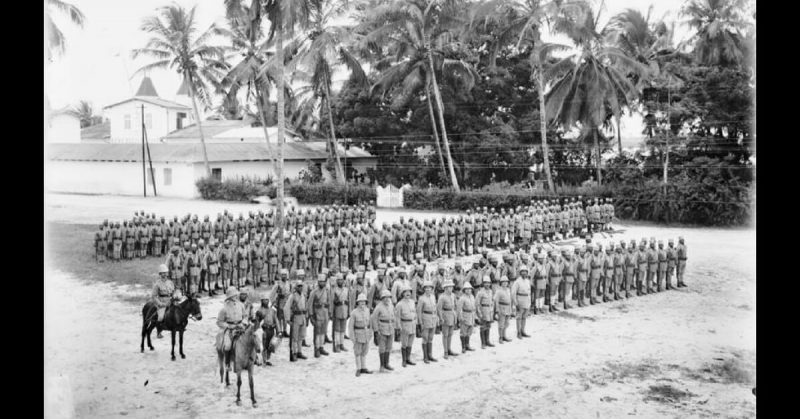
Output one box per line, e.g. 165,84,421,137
493,276,513,343
349,270,369,315
332,274,350,353
185,243,201,295
561,248,576,309
666,239,677,290
476,277,495,348
676,237,688,287
437,280,458,359
95,224,107,263
510,266,532,338
256,294,278,366
532,252,548,314
625,240,637,298
647,238,658,293
205,241,220,296
368,264,388,311
348,293,373,376
266,236,280,286
636,240,648,295
600,245,614,302
395,285,417,367
250,240,265,286
219,240,233,290
272,269,291,338
235,239,249,288
657,240,668,292
547,250,563,312
416,280,438,363
613,244,625,300
576,246,589,306
284,280,308,362
456,282,477,352
371,290,396,373
308,274,331,358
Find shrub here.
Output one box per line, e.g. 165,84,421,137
297,160,323,184
288,183,376,205
403,185,612,211
196,176,276,202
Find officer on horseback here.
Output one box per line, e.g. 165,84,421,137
217,286,246,354
152,264,178,338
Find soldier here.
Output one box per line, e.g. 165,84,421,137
295,232,310,272
166,245,185,293
182,244,201,295
284,280,308,362
368,201,377,224
636,240,648,295
151,264,177,339
395,284,418,367
511,266,532,337
111,222,123,262
382,223,394,265
250,240,265,286
656,240,668,292
272,268,291,338
324,229,338,270
456,281,477,353
613,245,625,300
125,220,136,260
266,236,280,286
308,273,331,358
352,227,364,270
370,290,396,373
437,280,458,359
368,264,389,312
256,294,278,366
338,230,350,272
196,239,208,293
602,245,615,302
416,280,438,363
205,241,220,296
647,238,658,293
576,246,590,306
475,277,495,348
361,226,373,271
332,274,350,353
348,293,373,376
235,239,250,288
349,269,369,314
493,276,513,344
676,237,688,287
625,240,638,298
431,263,447,300
217,287,246,359
138,219,150,259
151,220,163,258
220,240,234,291
280,234,295,271
95,224,107,263
546,250,563,312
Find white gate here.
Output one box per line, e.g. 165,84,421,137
376,184,408,208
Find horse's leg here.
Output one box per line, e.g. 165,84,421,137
179,330,186,358
140,317,147,353
147,323,154,350
236,372,242,406
170,331,176,361
218,353,224,384
249,368,256,407
225,353,230,386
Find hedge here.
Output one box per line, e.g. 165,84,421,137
403,186,614,211
196,177,275,202
288,183,376,205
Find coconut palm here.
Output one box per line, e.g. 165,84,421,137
359,0,477,191
681,0,752,68
46,0,85,60
544,0,647,185
70,100,104,128
132,3,229,175
290,0,368,184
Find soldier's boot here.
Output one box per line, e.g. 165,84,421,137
461,337,467,353
467,336,476,351
406,347,416,366
290,350,296,362
422,342,430,364
402,347,408,367
479,331,486,349
314,347,321,358
296,349,307,360
427,343,438,362
320,346,329,356
302,340,310,347
379,353,387,373
485,330,495,347
325,335,332,344
384,352,394,371
361,355,373,374
443,338,449,359
333,343,340,354
516,320,522,339
339,343,348,352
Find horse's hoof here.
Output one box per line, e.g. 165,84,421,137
140,348,144,353
181,354,186,359
236,400,242,407
171,356,176,361
149,347,154,351
252,402,258,408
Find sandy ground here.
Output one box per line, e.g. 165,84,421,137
44,193,756,418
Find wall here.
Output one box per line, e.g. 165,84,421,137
47,114,81,143
47,160,196,198
196,160,330,184
105,100,192,143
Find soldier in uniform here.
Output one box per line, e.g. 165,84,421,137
475,277,495,348
613,244,625,300
250,240,265,286
636,240,648,295
395,284,417,367
666,239,677,290
493,275,513,343
205,241,220,296
676,237,688,287
416,280,438,363
166,245,185,293
601,245,615,302
235,239,250,288
256,294,278,366
284,280,308,362
456,281,477,353
371,290,396,373
217,287,246,360
348,293,373,376
576,246,589,306
111,222,123,262
266,236,280,286
95,224,107,263
295,232,310,273
272,269,291,338
545,250,563,312
151,264,177,338
656,240,667,292
511,266,532,337
308,273,331,358
437,280,458,359
184,244,201,295
219,240,234,291
647,238,658,293
152,220,163,258
332,274,350,353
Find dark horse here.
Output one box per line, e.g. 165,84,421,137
141,295,203,360
217,316,264,407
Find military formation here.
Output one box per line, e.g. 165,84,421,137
155,234,689,377
101,197,619,297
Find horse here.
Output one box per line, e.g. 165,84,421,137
141,294,203,360
217,316,264,407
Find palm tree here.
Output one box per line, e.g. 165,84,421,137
544,0,646,185
132,3,229,176
70,100,104,128
681,0,752,67
46,0,85,60
360,0,476,191
291,0,368,184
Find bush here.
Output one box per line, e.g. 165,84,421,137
288,183,376,205
403,184,613,211
196,176,276,202
297,160,323,184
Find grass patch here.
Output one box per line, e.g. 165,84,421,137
709,358,754,385
644,384,696,404
46,222,161,288
606,360,662,381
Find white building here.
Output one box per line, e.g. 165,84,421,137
46,108,81,144
47,76,377,198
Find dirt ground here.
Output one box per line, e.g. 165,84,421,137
44,193,756,418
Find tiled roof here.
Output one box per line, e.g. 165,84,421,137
47,142,374,163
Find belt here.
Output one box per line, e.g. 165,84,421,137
564,273,574,277
442,308,453,311
334,302,344,306
292,310,307,315
423,310,434,314
499,302,510,306
462,309,473,313
379,319,391,323
401,318,414,322
550,275,562,278
354,326,366,330
158,293,170,297
481,304,491,307
516,293,529,296
679,257,687,260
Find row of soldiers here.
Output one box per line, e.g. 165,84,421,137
93,198,616,265
232,235,686,374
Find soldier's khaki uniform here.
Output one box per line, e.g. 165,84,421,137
395,294,417,367
437,289,458,358
370,297,396,371
283,289,308,361
308,284,331,357
416,290,438,363
676,239,688,287
456,286,477,352
510,273,532,337
493,282,513,343
475,282,494,348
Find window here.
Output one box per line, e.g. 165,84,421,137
176,112,186,130
145,113,153,129
211,168,222,181
124,114,131,129
163,168,172,186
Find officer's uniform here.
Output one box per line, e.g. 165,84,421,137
456,283,477,352
283,285,308,361
394,287,417,367
493,277,513,343
475,278,494,348
437,283,458,358
348,294,372,376
676,238,688,287
370,291,396,371
332,280,350,352
308,278,331,357
416,282,438,363
510,269,532,337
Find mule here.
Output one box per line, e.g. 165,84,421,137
141,295,203,360
217,318,263,407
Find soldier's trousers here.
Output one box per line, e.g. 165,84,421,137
497,314,509,339
666,266,675,288
296,258,307,272
237,268,247,287
290,319,307,353
153,239,162,257
267,264,278,286
564,281,574,305
549,281,561,307
206,272,218,291
647,267,657,291
576,280,587,303
188,274,199,295
221,268,231,289
377,333,393,352
420,327,435,344
637,267,647,294
460,321,474,337
425,243,433,261
252,266,263,284
400,330,414,348
327,257,336,270
657,267,666,290
625,269,636,295
313,317,328,348
263,326,275,359
96,248,105,262
442,324,455,352
677,260,686,284
614,272,623,298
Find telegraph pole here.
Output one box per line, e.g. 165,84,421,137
141,104,147,197
144,116,157,196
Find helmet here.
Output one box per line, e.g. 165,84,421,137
462,282,473,290
225,287,238,300
380,289,392,299
442,280,455,288
356,293,368,303
296,269,306,277
158,264,168,274
422,280,434,289
482,276,492,284
499,276,509,283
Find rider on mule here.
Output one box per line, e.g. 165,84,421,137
217,287,246,354
152,264,179,338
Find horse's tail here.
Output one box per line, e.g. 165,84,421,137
142,302,156,326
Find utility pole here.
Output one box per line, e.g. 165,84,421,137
141,104,147,197
144,117,157,196
663,87,670,194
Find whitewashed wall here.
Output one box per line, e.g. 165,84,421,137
47,161,196,198
105,100,191,143
47,114,81,143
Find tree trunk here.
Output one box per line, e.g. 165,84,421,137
535,69,555,192
255,82,277,175
427,51,460,191
324,81,346,184
186,72,210,176
616,114,622,154
425,80,447,183
594,128,602,185
275,28,285,235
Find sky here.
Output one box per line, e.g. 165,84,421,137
45,0,694,141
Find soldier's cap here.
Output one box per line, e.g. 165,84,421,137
650,237,656,242
499,275,509,283
225,287,239,300
356,271,365,278
482,276,492,284
422,280,434,289
356,293,368,303
261,294,270,302
401,284,413,294
279,268,289,275
317,274,327,282
191,243,198,249
658,240,664,245
380,289,392,299
171,246,180,252
668,238,674,243
616,246,623,251
462,282,473,290
346,273,357,281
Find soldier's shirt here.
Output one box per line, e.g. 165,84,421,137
416,294,438,329
332,286,349,320
475,288,494,320
437,292,457,326
370,302,396,336
510,278,532,309
395,298,417,334
217,300,245,329
456,294,476,325
348,307,372,343
283,293,307,326
494,287,512,315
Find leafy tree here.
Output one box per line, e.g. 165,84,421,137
681,0,753,68
132,3,229,175
70,100,104,128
